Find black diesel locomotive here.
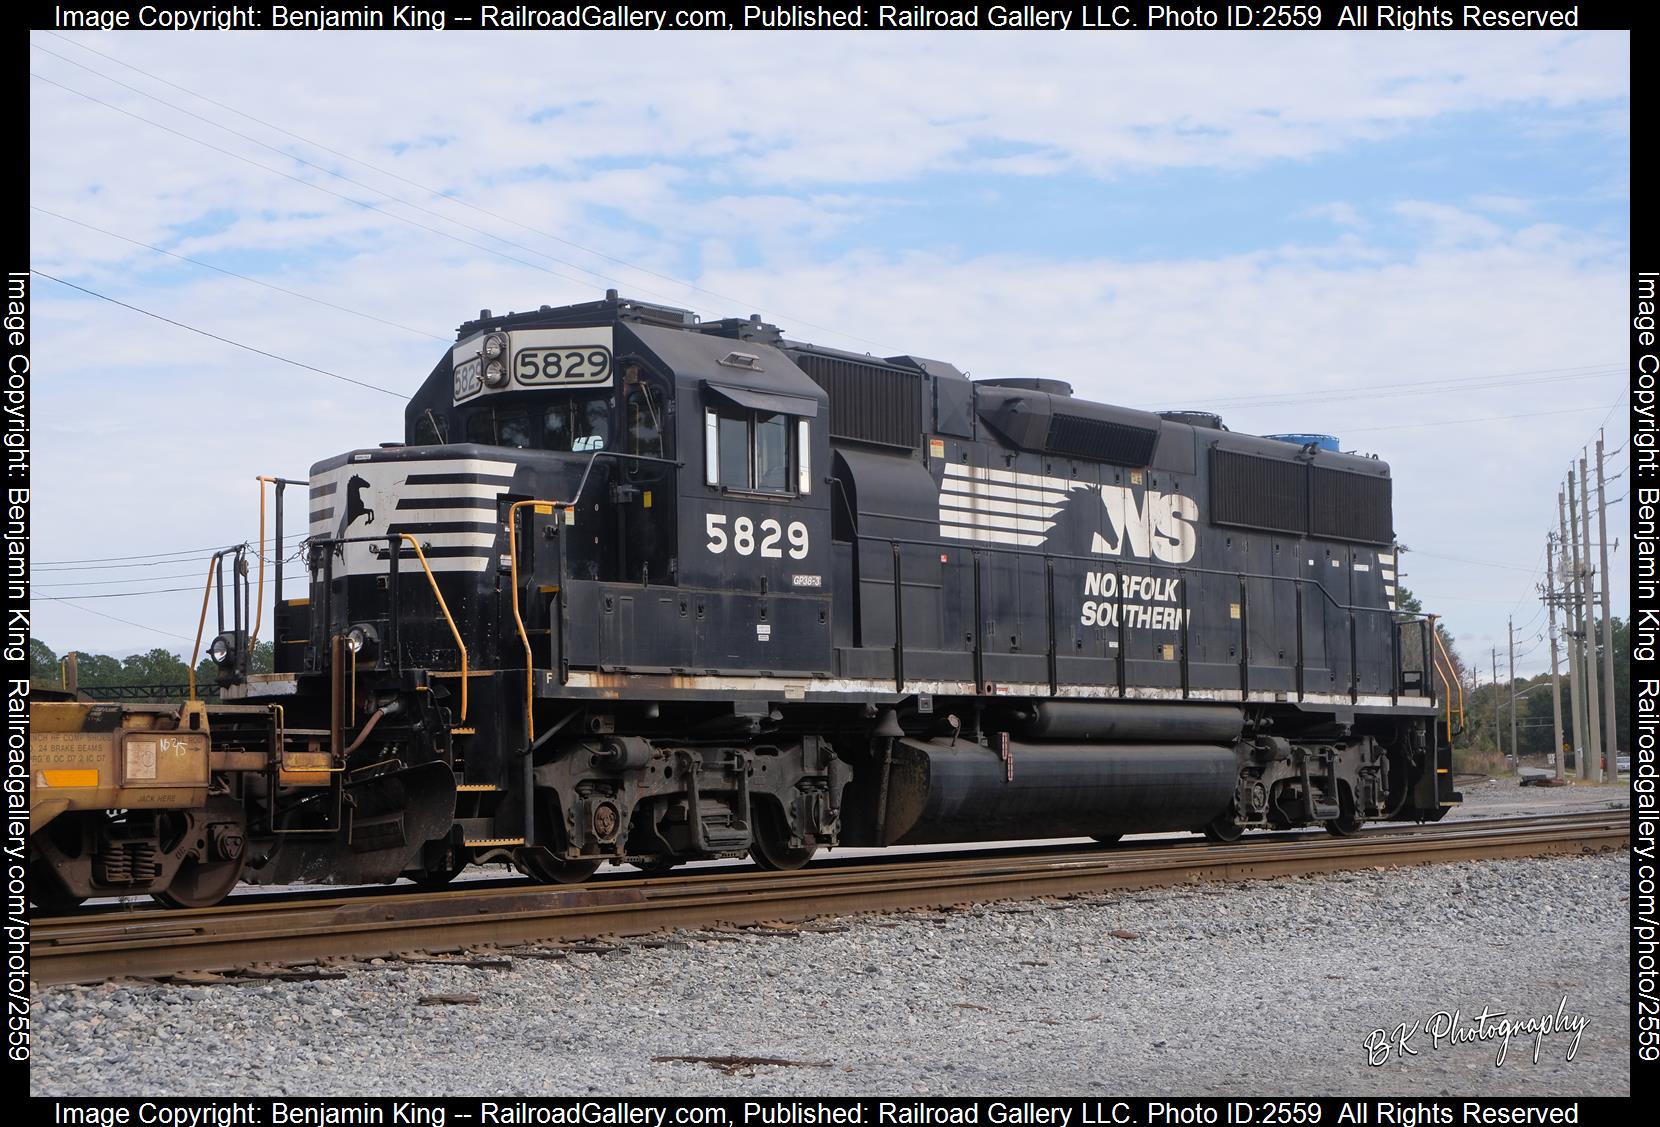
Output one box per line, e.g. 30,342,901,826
31,291,1460,906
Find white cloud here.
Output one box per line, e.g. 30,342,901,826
1391,200,1508,246
1304,202,1367,229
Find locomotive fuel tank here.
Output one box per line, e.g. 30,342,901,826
1006,701,1245,743
844,737,1241,847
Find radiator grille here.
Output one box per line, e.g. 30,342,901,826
794,353,922,450
1046,413,1160,465
1210,449,1309,535
1210,449,1394,544
1311,467,1393,544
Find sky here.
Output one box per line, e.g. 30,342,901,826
27,28,1630,680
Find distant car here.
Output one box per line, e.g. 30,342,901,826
1618,754,1631,775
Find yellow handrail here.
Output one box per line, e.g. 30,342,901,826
397,533,469,723
249,476,277,656
1431,650,1452,730
1429,619,1465,728
506,500,568,743
188,555,219,703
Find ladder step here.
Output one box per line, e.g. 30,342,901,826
431,670,493,679
464,837,524,847
455,783,503,792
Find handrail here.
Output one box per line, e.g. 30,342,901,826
188,552,225,703
1430,618,1465,728
857,531,1436,703
855,530,1408,620
250,477,269,656
506,499,571,743
251,475,305,653
563,450,681,517
1429,646,1453,729
396,534,470,724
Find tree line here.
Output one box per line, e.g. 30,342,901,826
29,636,274,699
1394,586,1631,767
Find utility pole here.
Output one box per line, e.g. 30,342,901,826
1595,432,1619,772
1546,536,1565,781
1560,490,1587,778
1577,456,1603,783
1508,617,1518,768
1492,647,1502,761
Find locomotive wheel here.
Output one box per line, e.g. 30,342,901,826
1324,791,1364,837
1200,815,1244,844
153,858,244,909
515,847,600,885
411,859,468,887
749,808,818,871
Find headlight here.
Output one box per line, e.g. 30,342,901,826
483,333,507,360
484,359,508,387
344,623,380,659
208,636,231,662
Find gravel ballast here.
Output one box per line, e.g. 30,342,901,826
30,849,1629,1097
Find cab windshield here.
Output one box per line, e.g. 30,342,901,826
465,393,612,452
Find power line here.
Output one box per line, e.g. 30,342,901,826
37,540,306,580
1407,548,1546,574
1413,592,1544,606
1215,370,1618,416
31,72,609,297
36,585,208,600
1512,600,1545,633
36,533,301,567
32,60,879,350
38,598,198,643
1145,363,1621,412
1343,404,1616,434
32,45,637,295
34,571,209,588
33,206,449,342
34,270,404,397
38,32,883,349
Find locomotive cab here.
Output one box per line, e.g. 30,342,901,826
396,291,835,678
248,293,843,885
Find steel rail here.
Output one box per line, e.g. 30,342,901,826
43,811,1621,916
31,812,1627,986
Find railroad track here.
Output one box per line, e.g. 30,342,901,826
32,811,1627,987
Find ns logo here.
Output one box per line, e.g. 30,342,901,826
1085,484,1199,565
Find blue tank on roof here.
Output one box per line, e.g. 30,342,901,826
1265,432,1340,453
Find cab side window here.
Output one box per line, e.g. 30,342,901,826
754,414,789,491
705,408,811,495
412,410,449,445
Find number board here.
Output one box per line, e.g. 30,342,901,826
511,327,614,388
451,326,615,403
